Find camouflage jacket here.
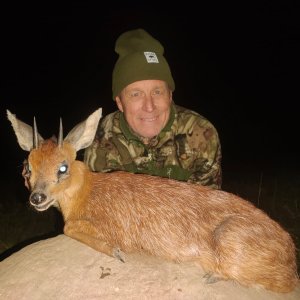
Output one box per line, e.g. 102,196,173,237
84,104,222,189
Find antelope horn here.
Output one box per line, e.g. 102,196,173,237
33,116,39,149
58,118,63,147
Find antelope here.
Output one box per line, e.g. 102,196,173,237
7,108,299,293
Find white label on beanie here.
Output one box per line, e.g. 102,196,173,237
144,52,159,63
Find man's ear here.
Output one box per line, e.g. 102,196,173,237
115,96,124,112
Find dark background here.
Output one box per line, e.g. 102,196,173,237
1,1,299,183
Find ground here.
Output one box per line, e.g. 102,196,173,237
0,235,299,300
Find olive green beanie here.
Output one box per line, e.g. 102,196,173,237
112,28,175,99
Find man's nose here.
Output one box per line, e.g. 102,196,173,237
143,94,155,111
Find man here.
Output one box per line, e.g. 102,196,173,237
84,28,222,189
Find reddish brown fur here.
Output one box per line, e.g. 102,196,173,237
24,140,299,293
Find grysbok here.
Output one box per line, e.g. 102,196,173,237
7,108,299,293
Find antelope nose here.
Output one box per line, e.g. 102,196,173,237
30,193,46,205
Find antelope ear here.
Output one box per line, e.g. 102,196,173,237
64,108,102,152
7,110,44,151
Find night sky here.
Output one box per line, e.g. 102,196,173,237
1,2,299,182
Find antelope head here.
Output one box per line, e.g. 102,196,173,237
7,108,102,211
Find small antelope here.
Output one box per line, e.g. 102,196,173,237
7,108,299,293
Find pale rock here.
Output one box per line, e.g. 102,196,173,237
0,234,299,300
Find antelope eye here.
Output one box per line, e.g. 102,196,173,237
23,160,31,177
58,164,68,175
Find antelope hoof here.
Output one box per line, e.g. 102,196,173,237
113,247,125,263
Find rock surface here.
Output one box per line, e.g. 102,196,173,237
0,234,299,300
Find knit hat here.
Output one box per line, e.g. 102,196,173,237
112,28,175,99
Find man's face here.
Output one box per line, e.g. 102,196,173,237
116,80,172,140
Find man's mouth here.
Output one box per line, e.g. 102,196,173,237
140,116,158,122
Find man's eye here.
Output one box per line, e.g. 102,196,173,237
131,92,140,97
152,89,164,96
129,91,143,98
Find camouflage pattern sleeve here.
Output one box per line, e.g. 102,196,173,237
185,120,222,189
83,112,125,172
175,106,222,189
